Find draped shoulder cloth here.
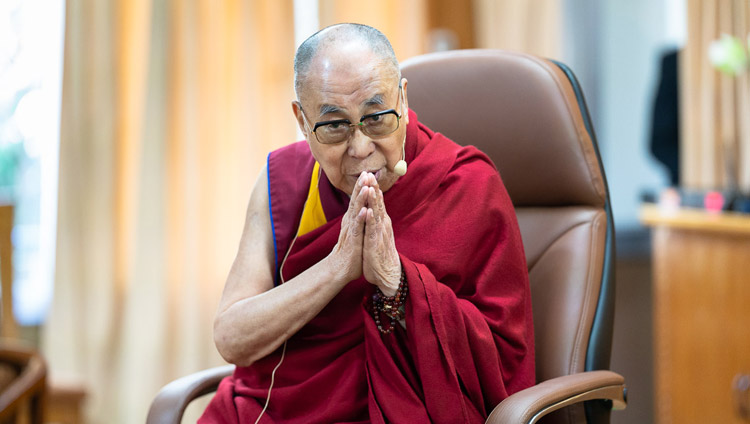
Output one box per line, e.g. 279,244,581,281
201,111,535,424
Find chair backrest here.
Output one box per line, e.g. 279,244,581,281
401,50,615,423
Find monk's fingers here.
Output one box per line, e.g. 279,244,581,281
346,185,370,227
371,189,395,242
352,185,370,216
365,208,379,242
367,172,380,190
369,188,384,222
364,186,384,223
375,189,388,223
350,206,366,238
348,172,368,213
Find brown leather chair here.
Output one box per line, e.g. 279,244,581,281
0,342,46,424
147,49,626,424
401,49,625,424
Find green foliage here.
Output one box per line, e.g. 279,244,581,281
0,141,24,190
709,34,750,76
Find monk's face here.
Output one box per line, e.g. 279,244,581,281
292,42,409,195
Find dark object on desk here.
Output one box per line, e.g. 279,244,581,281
731,195,750,213
650,49,680,186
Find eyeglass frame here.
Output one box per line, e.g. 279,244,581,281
299,85,405,145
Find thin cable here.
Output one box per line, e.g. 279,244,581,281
254,340,287,424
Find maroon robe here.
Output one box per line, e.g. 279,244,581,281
200,111,535,423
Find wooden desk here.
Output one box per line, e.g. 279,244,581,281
641,205,750,423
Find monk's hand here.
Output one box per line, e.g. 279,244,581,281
361,173,401,297
329,172,368,283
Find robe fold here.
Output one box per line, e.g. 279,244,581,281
200,111,535,424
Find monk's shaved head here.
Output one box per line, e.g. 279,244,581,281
294,23,400,97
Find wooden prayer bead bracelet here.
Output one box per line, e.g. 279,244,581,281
371,267,408,334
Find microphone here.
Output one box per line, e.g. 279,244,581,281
393,134,407,176
394,159,407,176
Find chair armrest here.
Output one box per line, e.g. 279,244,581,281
486,370,626,424
146,365,235,424
0,342,47,422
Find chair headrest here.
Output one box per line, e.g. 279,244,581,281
401,50,606,208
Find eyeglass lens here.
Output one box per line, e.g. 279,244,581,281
316,112,399,144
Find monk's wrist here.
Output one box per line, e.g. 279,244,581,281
321,253,358,286
378,264,402,296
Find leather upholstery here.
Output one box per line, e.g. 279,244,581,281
486,371,626,424
517,207,606,382
401,50,606,208
402,50,614,424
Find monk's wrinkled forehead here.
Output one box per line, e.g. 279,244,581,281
301,40,399,93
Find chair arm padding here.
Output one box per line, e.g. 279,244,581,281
146,364,235,424
486,370,626,424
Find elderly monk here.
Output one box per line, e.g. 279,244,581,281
201,23,534,424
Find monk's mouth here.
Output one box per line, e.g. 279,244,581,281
350,168,384,180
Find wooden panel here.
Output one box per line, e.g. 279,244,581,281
427,0,475,49
0,204,16,339
651,223,750,423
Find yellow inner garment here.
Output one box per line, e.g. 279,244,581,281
297,161,327,236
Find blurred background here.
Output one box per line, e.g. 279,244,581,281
1,0,749,422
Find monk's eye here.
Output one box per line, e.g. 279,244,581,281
320,122,349,135
363,115,386,128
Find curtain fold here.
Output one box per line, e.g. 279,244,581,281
44,0,295,422
682,0,750,191
472,0,561,58
317,0,429,60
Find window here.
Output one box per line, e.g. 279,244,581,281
0,0,65,325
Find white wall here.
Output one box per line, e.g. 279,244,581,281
562,0,684,232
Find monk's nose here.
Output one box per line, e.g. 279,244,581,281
347,129,375,159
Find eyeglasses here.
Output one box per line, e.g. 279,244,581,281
300,86,404,145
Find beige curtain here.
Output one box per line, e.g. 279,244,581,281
682,0,750,191
473,0,561,58
318,0,429,60
44,0,295,422
318,0,562,61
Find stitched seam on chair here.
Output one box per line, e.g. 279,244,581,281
526,217,591,272
568,213,603,376
534,57,606,206
527,218,593,380
561,215,601,424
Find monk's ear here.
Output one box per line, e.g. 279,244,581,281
400,78,409,125
291,101,309,137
